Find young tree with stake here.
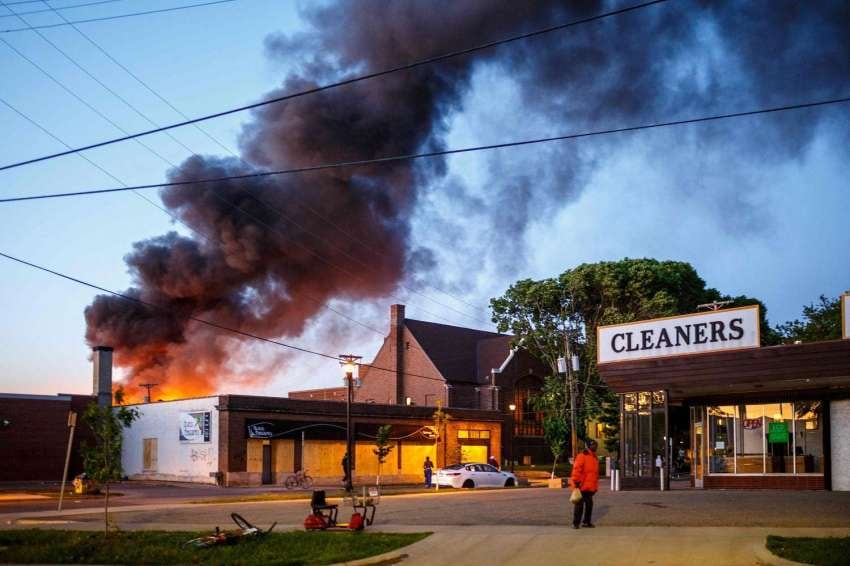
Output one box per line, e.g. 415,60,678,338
81,387,138,535
373,424,393,487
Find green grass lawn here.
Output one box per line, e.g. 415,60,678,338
0,529,430,565
766,535,850,566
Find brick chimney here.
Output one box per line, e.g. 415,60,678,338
390,304,405,404
92,346,113,407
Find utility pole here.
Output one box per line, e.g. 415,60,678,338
58,410,77,512
566,336,578,459
558,332,579,460
697,300,733,311
139,383,158,403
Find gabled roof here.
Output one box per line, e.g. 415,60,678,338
476,335,515,381
404,319,506,384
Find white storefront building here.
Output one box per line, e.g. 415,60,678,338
122,396,220,484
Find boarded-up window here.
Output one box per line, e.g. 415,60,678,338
272,439,295,474
302,440,346,477
461,445,487,463
143,438,158,471
247,439,265,473
400,443,436,476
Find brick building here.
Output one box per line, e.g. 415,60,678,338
0,393,94,482
290,305,553,465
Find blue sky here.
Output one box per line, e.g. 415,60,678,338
1,0,848,398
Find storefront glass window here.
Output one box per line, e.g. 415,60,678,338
764,403,793,474
793,402,824,473
708,406,735,473
736,405,764,473
695,401,824,476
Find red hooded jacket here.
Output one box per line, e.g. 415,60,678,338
570,449,600,493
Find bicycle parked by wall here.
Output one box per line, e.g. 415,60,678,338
285,469,313,489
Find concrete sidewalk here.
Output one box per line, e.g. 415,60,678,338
368,525,848,566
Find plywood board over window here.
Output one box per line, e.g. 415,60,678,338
461,445,488,464
143,438,158,471
400,443,436,476
247,439,265,473
272,439,294,474
355,442,381,476
302,440,346,478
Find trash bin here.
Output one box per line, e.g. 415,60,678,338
73,473,93,495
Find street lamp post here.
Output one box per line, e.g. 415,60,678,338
339,354,362,493
508,403,516,473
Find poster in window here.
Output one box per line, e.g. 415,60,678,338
179,411,211,443
768,422,788,444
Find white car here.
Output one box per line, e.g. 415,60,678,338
435,463,517,488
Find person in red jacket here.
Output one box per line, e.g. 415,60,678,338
570,439,600,529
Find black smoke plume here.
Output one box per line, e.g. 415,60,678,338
85,0,850,397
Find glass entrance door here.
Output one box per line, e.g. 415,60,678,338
691,407,704,488
621,391,668,488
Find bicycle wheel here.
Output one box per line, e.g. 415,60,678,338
301,475,313,489
284,475,298,489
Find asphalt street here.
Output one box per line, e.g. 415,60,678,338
4,483,850,529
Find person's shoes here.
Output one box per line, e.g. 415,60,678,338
582,523,595,528
572,524,580,529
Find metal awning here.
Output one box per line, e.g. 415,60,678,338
597,338,850,402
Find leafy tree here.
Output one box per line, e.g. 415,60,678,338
372,425,393,487
492,258,778,459
431,403,451,468
776,295,842,343
81,387,138,535
529,375,568,478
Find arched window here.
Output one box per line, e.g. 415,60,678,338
511,376,544,437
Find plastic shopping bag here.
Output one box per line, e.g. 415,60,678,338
570,488,583,504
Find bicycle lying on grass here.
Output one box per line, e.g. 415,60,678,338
285,469,313,489
184,513,276,548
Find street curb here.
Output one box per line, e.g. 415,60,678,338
752,542,811,566
329,533,432,566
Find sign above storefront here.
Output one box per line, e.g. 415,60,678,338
597,305,760,364
842,293,849,339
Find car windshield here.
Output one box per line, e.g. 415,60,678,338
442,464,464,470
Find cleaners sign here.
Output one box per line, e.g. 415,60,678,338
597,305,760,364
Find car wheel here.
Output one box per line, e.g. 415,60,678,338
462,479,475,488
504,478,515,487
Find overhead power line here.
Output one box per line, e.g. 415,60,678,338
0,0,129,18
0,0,236,33
0,4,486,328
4,0,113,5
3,95,847,204
31,0,486,321
0,250,456,384
0,0,667,171
0,250,345,361
0,249,610,391
0,1,199,160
